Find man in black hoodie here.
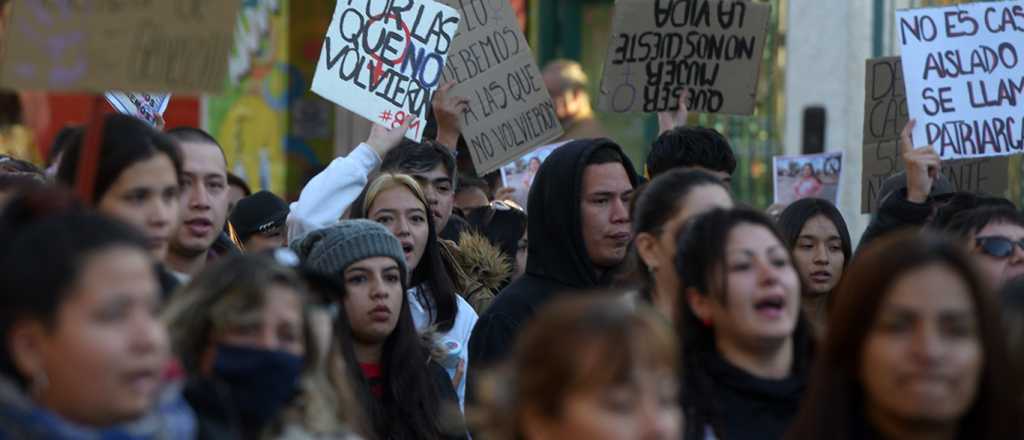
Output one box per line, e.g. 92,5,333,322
466,138,639,397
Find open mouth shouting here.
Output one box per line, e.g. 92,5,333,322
753,295,787,319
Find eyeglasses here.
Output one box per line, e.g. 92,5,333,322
975,236,1024,258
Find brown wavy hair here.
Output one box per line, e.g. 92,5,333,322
786,232,1023,440
473,292,679,439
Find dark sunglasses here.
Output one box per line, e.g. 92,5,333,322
975,236,1024,258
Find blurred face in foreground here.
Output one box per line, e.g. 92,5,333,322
523,366,682,440
860,263,982,432
10,246,168,427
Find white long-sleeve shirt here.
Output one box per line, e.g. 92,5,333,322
287,143,380,244
287,143,479,410
408,285,478,411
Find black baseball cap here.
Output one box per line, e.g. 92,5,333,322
229,190,289,242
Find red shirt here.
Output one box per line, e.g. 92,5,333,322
360,363,384,398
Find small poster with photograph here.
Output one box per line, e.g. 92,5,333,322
773,151,843,206
104,91,171,127
499,141,571,212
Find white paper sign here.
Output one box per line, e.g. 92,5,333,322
311,0,461,142
104,92,171,127
897,1,1024,160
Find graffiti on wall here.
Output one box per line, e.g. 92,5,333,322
285,0,338,198
206,0,288,194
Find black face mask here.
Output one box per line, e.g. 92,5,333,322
211,344,304,426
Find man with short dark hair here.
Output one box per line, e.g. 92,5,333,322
945,206,1024,289
381,140,469,241
543,59,608,142
467,138,638,400
165,127,234,280
646,126,737,183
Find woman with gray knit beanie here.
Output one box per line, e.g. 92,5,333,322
349,173,478,410
293,220,467,440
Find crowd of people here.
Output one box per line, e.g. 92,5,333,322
2,56,1024,440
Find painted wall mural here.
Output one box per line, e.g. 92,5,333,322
285,1,337,199
206,0,289,194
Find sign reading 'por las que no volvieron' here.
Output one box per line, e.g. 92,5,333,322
311,0,461,142
438,0,563,175
897,1,1024,161
0,0,240,93
597,0,771,115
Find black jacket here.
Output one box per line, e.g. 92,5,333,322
466,139,639,399
430,361,468,440
693,352,808,440
683,317,814,440
440,213,471,242
183,377,253,440
857,188,932,252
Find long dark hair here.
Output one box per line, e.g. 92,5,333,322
351,173,459,332
675,208,813,440
776,198,852,302
330,259,449,440
56,113,183,204
786,233,1023,440
620,169,728,295
0,188,150,388
777,198,852,264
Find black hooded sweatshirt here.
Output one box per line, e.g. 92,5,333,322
466,139,639,398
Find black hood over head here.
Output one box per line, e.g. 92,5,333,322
525,138,639,288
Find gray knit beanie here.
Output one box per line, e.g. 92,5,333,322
290,220,408,279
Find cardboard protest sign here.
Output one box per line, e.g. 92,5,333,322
499,140,570,211
896,1,1024,160
311,0,461,142
104,92,171,127
861,56,1010,213
773,151,843,206
0,0,240,93
438,0,563,175
863,57,909,145
597,0,771,115
861,56,909,213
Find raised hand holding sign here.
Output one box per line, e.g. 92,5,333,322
900,119,941,204
897,1,1024,160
